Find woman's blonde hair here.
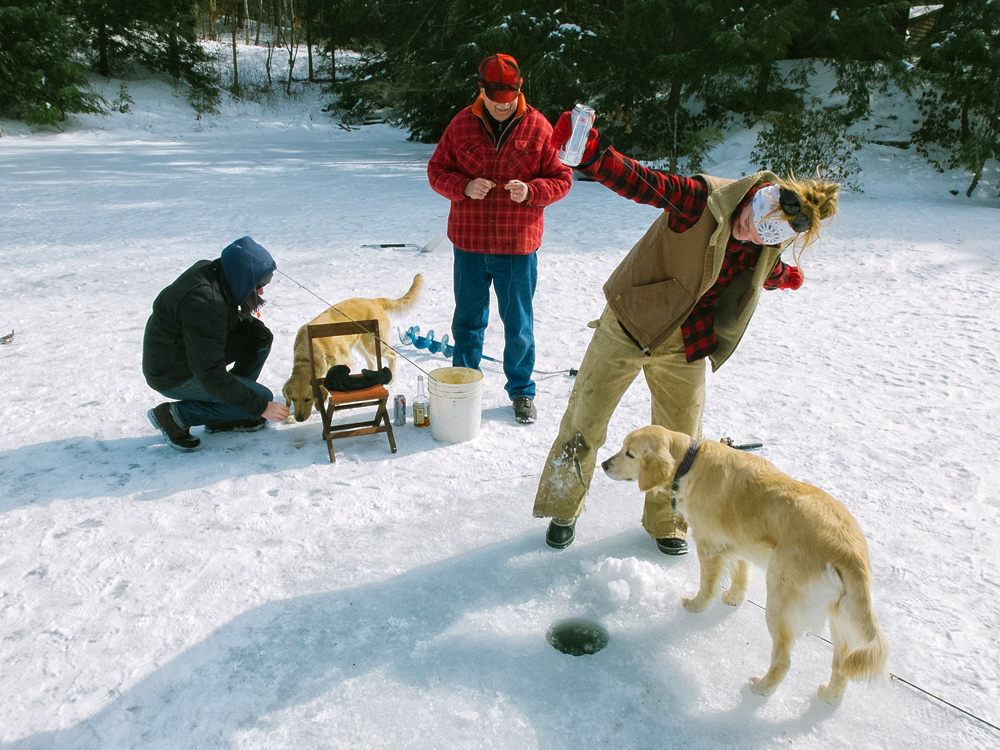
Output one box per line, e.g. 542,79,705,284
774,171,840,267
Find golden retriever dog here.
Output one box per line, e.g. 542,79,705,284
603,425,888,705
282,274,422,423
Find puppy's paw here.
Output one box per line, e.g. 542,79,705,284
682,595,709,613
817,683,845,706
748,676,775,697
721,588,746,606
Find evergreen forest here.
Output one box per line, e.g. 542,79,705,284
1,0,998,195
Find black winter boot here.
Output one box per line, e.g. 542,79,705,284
205,417,267,434
655,535,688,555
546,518,576,549
148,403,202,452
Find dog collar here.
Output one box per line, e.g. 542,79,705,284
670,438,700,510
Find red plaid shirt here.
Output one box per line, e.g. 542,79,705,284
583,148,794,361
428,95,572,255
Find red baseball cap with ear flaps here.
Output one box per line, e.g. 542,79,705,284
478,53,522,103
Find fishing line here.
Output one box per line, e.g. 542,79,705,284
743,598,1000,734
236,150,685,381
269,258,575,379
272,266,434,377
236,242,433,377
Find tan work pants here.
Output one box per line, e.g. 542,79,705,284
532,306,705,538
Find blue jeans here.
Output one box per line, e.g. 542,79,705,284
158,344,273,427
452,247,537,400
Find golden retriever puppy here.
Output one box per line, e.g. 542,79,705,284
603,425,888,706
282,274,422,423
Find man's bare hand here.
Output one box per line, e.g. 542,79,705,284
464,178,496,200
263,401,290,422
505,180,529,203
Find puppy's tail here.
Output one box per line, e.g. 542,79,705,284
376,274,423,314
836,562,890,683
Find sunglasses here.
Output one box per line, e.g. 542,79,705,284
481,81,520,91
778,189,812,233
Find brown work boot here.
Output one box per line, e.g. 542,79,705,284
513,397,537,424
147,403,202,452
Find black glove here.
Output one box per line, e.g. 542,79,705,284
324,365,392,392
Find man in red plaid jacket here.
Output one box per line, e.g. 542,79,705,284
428,54,572,424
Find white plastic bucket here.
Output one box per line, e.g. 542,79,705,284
428,367,485,443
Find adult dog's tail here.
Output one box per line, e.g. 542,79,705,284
838,562,890,683
377,274,423,313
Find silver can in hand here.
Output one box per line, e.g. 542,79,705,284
558,104,596,167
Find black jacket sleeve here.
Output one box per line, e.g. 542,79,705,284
178,288,270,417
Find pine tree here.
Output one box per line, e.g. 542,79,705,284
581,0,725,165
912,0,1000,197
0,0,103,125
320,0,591,142
811,0,910,119
74,0,139,77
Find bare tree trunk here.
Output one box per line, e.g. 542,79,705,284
275,0,283,47
754,60,772,115
232,14,240,93
97,19,109,77
306,11,314,82
168,28,181,79
286,0,298,95
966,165,982,198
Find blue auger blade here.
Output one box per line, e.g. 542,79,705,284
399,325,421,345
427,330,443,353
399,325,505,362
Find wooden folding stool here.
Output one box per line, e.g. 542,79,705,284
307,319,397,463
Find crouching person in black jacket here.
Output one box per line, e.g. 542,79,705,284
142,236,291,452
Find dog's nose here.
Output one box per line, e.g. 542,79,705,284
601,459,610,471
295,415,306,423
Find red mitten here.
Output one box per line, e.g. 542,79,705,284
778,266,803,290
551,111,573,149
551,111,600,163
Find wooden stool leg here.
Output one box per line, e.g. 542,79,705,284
382,405,397,453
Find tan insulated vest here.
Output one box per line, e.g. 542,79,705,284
602,170,787,371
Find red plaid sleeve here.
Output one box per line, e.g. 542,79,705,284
579,146,708,233
763,259,793,289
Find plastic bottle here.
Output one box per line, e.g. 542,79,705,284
413,375,430,428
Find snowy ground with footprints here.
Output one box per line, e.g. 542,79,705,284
2,51,999,748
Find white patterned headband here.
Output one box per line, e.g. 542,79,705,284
752,185,800,246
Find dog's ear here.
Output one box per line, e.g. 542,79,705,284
282,381,291,408
637,443,676,493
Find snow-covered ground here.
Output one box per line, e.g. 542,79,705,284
1,46,999,748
